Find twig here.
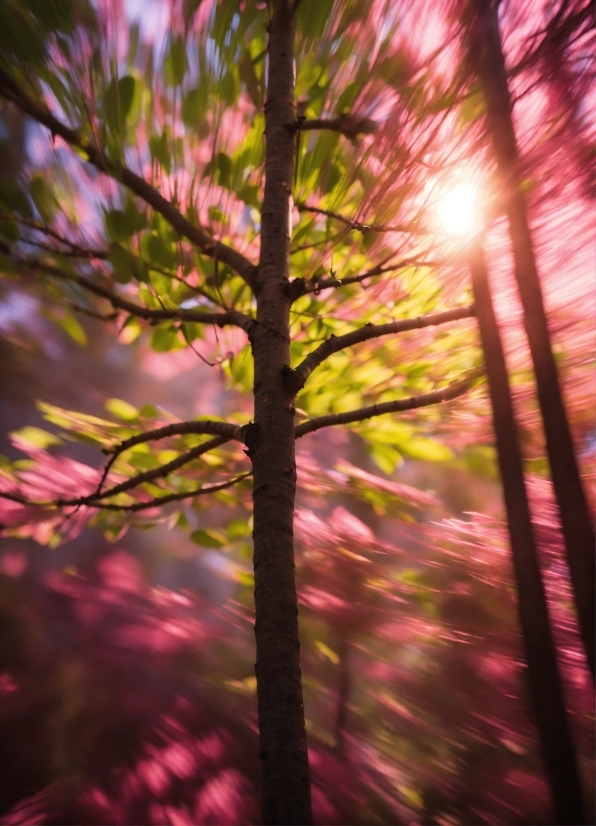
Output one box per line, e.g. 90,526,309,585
65,301,118,322
3,213,225,306
300,114,378,141
0,471,252,515
61,438,231,506
300,256,431,295
96,420,243,494
296,201,413,234
92,471,252,511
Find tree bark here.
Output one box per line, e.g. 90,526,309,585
470,241,585,825
470,0,595,679
251,1,312,823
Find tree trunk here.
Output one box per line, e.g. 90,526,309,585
470,0,595,679
250,1,312,823
470,241,585,825
333,638,352,754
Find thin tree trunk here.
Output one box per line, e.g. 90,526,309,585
333,638,351,754
250,1,312,823
470,0,595,679
470,241,585,825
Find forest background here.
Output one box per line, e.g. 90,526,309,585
0,0,593,824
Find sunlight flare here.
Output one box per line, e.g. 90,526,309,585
436,182,478,236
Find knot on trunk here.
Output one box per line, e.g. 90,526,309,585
240,422,261,460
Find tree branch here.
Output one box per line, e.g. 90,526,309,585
4,249,256,333
91,471,252,511
3,213,225,304
61,437,233,506
97,419,242,494
299,114,378,141
295,201,413,234
508,3,593,79
0,421,244,515
65,301,118,322
294,370,482,438
0,471,251,515
0,68,257,289
297,256,435,296
287,306,475,392
102,419,243,456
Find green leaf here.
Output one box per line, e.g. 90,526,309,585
182,87,208,127
180,322,203,344
296,0,335,40
109,249,144,286
139,403,158,418
104,75,136,134
400,437,453,462
465,445,498,478
190,529,225,548
335,81,359,114
226,519,251,540
29,174,56,222
11,426,63,449
238,183,259,206
105,210,132,243
220,68,239,106
58,314,87,346
315,640,340,664
144,232,176,269
149,131,171,173
151,325,183,352
105,398,139,421
239,48,262,107
108,244,133,283
164,36,188,85
216,152,233,189
123,199,147,232
370,444,401,475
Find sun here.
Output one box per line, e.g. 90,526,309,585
435,182,478,236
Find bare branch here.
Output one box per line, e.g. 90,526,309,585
4,213,226,305
294,370,482,438
0,471,252,516
300,114,378,141
296,201,413,234
287,306,476,392
0,68,257,288
102,419,243,457
92,471,252,511
508,3,593,79
65,301,118,322
0,421,244,515
4,251,256,334
290,237,335,254
299,256,433,295
61,437,231,506
97,419,242,495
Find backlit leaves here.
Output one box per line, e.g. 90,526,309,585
104,75,136,135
